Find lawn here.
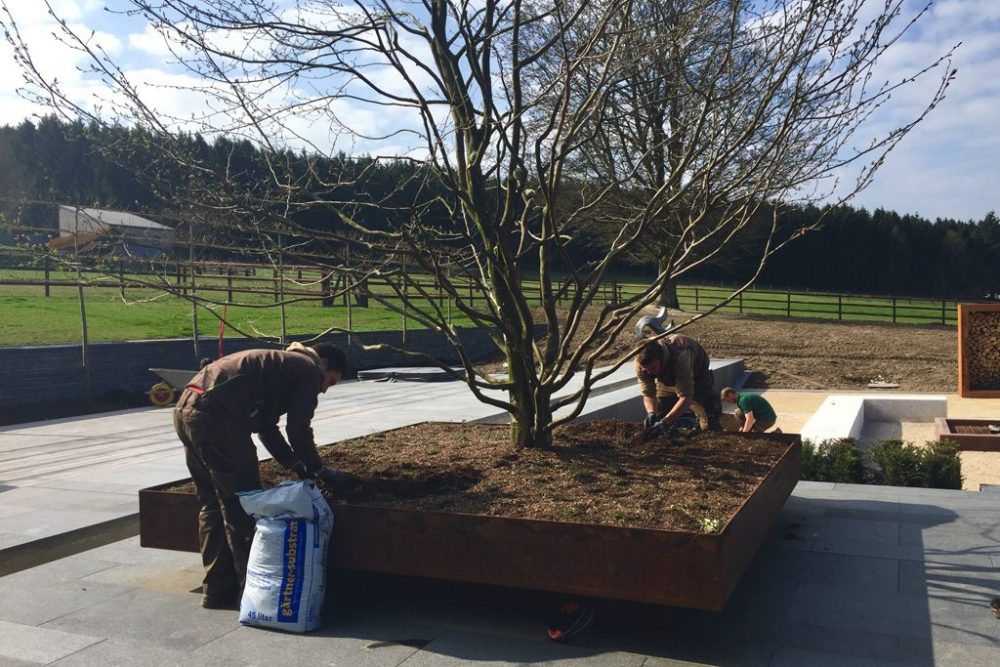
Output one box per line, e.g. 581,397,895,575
0,266,958,347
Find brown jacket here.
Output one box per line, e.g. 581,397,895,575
635,334,711,399
185,348,325,472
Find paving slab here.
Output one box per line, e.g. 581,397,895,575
771,622,901,663
770,647,900,667
190,622,418,667
797,515,901,545
41,587,243,652
0,619,103,664
50,637,223,667
746,549,899,593
900,638,1000,667
0,574,131,626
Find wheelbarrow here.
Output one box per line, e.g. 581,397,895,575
147,367,197,406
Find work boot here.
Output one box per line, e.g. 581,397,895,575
201,590,240,610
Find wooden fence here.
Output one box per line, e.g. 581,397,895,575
0,260,986,327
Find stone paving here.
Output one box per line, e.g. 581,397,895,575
2,482,1000,666
3,371,1000,665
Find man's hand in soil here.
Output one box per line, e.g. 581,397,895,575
316,466,361,492
643,412,658,429
646,421,669,439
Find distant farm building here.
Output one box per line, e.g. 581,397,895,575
51,206,174,258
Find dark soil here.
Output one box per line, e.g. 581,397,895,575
239,419,792,533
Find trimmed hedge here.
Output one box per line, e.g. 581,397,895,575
801,438,963,489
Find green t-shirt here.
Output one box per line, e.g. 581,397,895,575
736,393,776,423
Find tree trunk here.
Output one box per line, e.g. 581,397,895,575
508,368,554,449
658,263,680,309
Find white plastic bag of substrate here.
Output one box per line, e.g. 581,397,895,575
237,480,334,633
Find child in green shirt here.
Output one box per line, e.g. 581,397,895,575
720,388,778,433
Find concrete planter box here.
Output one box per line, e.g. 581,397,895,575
139,429,800,611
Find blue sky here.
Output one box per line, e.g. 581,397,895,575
1,0,997,222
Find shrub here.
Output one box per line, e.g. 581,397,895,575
869,438,963,489
801,439,866,483
921,439,963,490
870,439,924,487
801,437,963,490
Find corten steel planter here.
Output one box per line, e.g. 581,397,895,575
935,418,1000,451
139,430,801,611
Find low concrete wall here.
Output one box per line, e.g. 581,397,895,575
0,328,514,422
800,394,948,444
864,395,947,422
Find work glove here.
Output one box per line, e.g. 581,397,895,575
315,466,361,492
646,420,668,438
643,412,658,429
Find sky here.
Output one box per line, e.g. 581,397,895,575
0,0,997,222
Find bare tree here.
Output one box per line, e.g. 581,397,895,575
2,0,955,447
544,0,956,308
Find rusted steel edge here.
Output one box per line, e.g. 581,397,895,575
138,431,800,610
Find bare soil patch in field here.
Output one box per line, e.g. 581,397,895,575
568,311,956,393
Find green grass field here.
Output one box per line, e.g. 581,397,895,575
0,267,959,346
0,267,478,345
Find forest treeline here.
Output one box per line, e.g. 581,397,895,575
1,116,997,300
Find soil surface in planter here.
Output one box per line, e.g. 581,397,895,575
175,419,789,533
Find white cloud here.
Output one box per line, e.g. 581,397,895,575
128,23,173,57
6,0,101,24
0,5,122,124
828,0,1000,220
932,0,1000,25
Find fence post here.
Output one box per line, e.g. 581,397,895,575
694,288,700,311
892,297,897,323
321,273,332,307
786,290,791,317
738,291,743,314
838,294,843,321
941,300,946,325
227,268,234,302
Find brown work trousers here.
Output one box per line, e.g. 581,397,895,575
653,370,722,431
173,390,261,602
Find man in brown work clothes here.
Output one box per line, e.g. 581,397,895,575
636,335,722,433
173,341,355,609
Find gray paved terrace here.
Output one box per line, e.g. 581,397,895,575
2,371,1000,665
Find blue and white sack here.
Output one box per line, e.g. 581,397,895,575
237,480,334,633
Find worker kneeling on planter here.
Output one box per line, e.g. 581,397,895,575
636,335,722,435
173,342,357,610
721,387,778,433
